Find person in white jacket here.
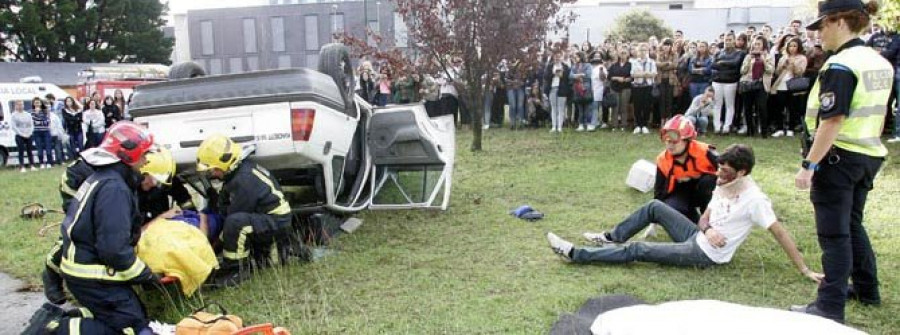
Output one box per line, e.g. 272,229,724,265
49,111,68,164
10,100,36,171
82,100,106,148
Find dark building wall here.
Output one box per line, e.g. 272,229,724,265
187,2,398,74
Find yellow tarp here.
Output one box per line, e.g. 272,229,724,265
137,219,218,296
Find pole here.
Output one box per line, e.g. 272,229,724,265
364,0,368,31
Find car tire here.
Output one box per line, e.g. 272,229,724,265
168,62,206,80
318,43,355,109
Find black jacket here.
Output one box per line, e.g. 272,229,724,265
220,160,290,217
881,34,900,67
711,50,746,83
543,62,572,98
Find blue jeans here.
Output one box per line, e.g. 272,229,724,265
572,200,715,267
69,131,84,158
507,88,525,127
590,101,600,126
575,101,593,126
33,130,53,165
689,82,710,100
686,114,709,134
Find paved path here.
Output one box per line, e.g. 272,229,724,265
0,272,46,335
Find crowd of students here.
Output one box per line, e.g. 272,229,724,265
10,90,129,172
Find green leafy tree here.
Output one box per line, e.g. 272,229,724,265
0,0,172,63
605,9,673,42
876,0,900,31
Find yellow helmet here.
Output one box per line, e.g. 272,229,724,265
196,134,242,173
140,147,176,186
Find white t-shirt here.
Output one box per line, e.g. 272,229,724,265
695,177,777,264
591,64,606,102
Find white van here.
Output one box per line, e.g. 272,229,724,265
0,83,70,166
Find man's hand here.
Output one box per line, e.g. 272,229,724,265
802,268,824,284
705,228,726,248
794,168,814,190
159,208,182,220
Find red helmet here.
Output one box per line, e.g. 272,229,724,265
99,121,155,166
660,115,697,142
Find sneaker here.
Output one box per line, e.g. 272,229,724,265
789,303,844,324
582,231,614,244
20,167,26,173
887,136,900,143
620,128,627,132
576,124,585,132
546,232,573,261
587,125,597,132
786,130,794,137
721,128,730,135
641,126,650,134
482,124,489,130
772,130,785,138
31,166,38,171
737,125,748,135
600,123,609,129
633,127,641,134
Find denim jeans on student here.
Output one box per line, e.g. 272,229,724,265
69,131,84,158
686,114,709,134
571,200,716,267
589,100,600,126
507,88,525,127
33,130,53,165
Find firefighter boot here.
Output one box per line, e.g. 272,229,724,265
206,259,252,289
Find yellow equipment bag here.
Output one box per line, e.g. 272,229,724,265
137,219,218,296
175,303,243,335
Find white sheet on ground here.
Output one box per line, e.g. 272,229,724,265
590,300,866,335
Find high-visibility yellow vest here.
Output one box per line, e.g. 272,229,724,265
805,45,894,157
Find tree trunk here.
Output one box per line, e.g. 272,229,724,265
470,84,483,151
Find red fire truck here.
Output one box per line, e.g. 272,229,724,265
76,65,168,102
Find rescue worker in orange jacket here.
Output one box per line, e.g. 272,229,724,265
654,115,718,223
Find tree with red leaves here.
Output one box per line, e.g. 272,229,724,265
341,0,576,151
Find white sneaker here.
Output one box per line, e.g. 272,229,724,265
633,127,641,134
641,224,658,240
737,125,748,135
583,231,614,244
600,123,609,129
31,166,38,171
786,130,794,137
887,136,900,143
482,124,489,130
576,124,585,132
587,125,597,132
546,232,573,262
20,167,26,173
641,126,650,134
772,130,785,138
549,128,556,133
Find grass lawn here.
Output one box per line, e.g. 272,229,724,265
1,129,898,334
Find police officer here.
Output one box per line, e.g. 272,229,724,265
43,146,187,305
51,121,159,334
791,0,891,323
196,134,292,288
654,115,718,223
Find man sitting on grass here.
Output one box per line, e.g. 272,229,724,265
546,144,823,284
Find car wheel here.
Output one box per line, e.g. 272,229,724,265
168,62,207,80
318,43,355,109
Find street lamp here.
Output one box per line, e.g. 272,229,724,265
376,1,381,31
332,4,338,33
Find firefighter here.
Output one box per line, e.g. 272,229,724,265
654,115,719,223
48,121,159,334
791,0,891,323
196,134,292,288
43,146,187,305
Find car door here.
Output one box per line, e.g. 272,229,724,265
367,104,455,210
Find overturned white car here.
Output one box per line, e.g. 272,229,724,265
130,44,455,215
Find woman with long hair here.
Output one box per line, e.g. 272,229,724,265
62,96,84,156
607,49,633,131
688,41,712,99
543,51,571,133
101,95,122,129
739,37,775,137
710,33,745,134
630,43,657,134
82,100,106,149
771,37,808,137
570,51,594,131
30,97,54,167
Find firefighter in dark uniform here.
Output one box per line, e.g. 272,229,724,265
791,0,891,323
654,114,718,223
196,134,292,287
43,147,188,305
47,121,159,334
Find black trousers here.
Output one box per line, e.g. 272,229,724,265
810,147,883,320
656,81,674,125
741,88,769,137
632,86,653,128
439,95,462,126
55,279,149,334
661,174,717,223
221,212,292,267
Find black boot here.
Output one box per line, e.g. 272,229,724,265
41,268,66,305
205,259,252,289
21,303,65,335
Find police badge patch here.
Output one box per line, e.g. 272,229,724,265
820,92,835,111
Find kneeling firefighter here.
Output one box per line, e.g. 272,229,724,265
50,121,159,334
654,115,719,222
197,134,293,287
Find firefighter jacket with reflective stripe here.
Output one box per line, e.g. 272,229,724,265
59,158,96,215
60,163,155,284
655,141,718,197
221,160,291,217
806,45,894,157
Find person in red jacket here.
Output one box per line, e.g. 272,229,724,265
654,115,718,223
